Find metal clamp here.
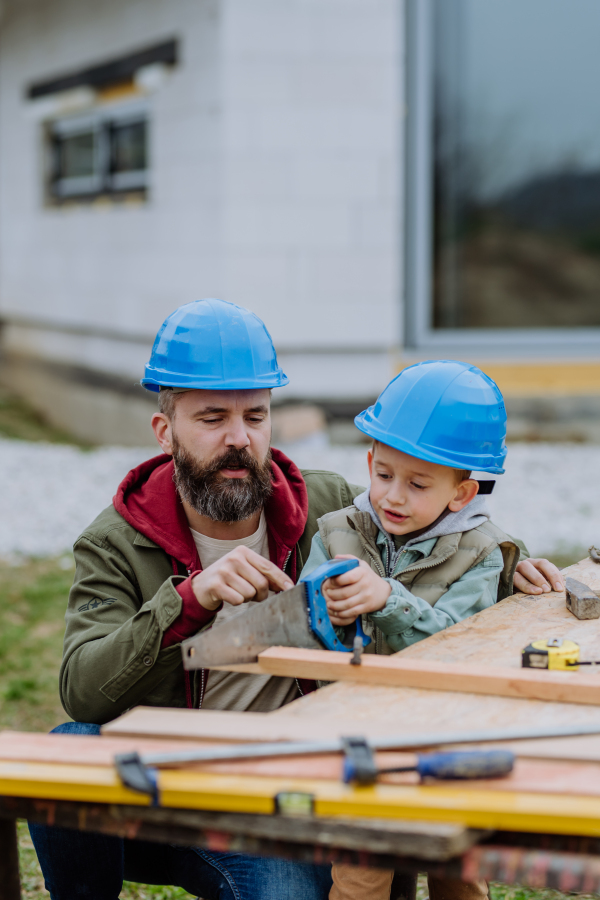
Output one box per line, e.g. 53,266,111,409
115,752,160,806
341,736,378,785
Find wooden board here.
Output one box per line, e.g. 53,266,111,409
102,706,365,743
249,646,600,704
10,732,600,799
3,755,600,835
396,557,600,667
105,558,600,764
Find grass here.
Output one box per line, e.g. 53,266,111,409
0,558,195,898
0,551,591,898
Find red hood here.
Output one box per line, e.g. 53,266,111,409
113,448,309,573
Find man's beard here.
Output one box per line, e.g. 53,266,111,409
172,439,273,524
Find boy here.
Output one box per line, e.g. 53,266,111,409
301,360,528,900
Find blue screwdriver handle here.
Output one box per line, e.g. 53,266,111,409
416,750,514,780
301,558,372,652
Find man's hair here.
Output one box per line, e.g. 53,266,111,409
157,388,179,419
372,440,471,484
158,387,273,420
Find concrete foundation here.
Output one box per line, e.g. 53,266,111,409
4,350,600,447
0,353,158,446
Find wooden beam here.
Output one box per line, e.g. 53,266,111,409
255,647,600,706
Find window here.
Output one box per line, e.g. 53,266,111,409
406,0,600,343
49,103,148,199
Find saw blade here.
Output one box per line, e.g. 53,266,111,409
181,583,322,668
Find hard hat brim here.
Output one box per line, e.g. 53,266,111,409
141,370,289,393
354,413,506,474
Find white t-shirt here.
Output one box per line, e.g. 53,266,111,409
190,512,299,712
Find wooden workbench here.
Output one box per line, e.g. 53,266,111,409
4,556,600,897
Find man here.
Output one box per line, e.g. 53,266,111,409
30,298,563,900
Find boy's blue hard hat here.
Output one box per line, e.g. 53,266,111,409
355,360,507,474
141,298,289,392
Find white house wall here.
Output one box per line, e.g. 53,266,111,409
0,0,403,442
220,0,403,401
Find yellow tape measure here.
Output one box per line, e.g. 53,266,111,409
522,638,580,670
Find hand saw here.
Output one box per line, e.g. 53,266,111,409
181,558,371,669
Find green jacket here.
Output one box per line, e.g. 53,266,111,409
59,450,363,724
301,497,522,654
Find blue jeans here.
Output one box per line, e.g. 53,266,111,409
29,723,332,900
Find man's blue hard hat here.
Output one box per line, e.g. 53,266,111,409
355,360,507,474
142,298,289,392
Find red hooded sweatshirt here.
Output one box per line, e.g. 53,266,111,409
113,447,315,697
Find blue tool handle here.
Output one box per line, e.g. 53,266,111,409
416,750,514,780
300,558,372,652
354,617,368,645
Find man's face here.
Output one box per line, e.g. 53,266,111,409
152,389,273,523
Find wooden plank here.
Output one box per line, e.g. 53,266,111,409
102,706,359,743
253,646,600,705
10,732,600,803
0,817,21,900
478,734,600,764
2,758,600,835
105,558,600,751
105,690,600,746
11,732,600,791
5,795,481,864
462,844,600,894
396,557,600,668
269,557,600,732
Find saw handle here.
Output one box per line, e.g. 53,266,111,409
301,558,371,652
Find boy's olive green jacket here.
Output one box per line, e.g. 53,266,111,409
59,450,363,725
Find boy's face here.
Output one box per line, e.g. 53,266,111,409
368,442,480,535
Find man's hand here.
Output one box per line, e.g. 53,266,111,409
514,558,564,595
191,546,294,611
323,555,391,626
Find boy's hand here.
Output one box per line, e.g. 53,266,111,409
323,555,392,626
514,558,564,595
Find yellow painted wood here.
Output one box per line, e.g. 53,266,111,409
398,361,600,397
0,761,149,806
314,783,600,837
2,760,600,837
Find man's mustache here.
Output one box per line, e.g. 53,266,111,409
172,439,273,523
201,448,262,477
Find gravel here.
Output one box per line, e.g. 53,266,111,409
0,438,597,560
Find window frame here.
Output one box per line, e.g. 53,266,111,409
404,0,600,353
48,100,149,201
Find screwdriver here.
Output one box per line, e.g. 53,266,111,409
342,746,515,785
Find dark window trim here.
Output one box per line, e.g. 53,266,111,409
47,103,149,200
27,39,178,100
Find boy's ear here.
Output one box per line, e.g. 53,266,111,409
367,448,374,478
448,478,479,512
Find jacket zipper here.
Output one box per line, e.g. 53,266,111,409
282,549,292,574
185,566,208,709
398,546,457,575
198,667,206,709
